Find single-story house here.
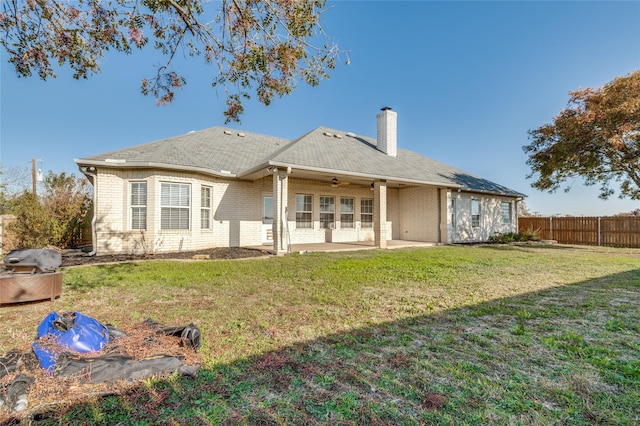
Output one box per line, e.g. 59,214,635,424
75,108,525,255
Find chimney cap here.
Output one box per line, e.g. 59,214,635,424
380,106,392,111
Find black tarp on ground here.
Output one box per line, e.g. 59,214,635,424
0,316,201,415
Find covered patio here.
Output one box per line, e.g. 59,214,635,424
249,240,439,254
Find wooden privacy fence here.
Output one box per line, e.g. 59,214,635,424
519,216,640,247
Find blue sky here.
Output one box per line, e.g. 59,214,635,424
1,1,639,216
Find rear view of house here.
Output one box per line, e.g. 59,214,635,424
75,108,525,255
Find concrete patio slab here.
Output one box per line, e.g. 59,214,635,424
248,240,439,253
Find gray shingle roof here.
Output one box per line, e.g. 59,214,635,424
77,127,292,176
75,125,524,197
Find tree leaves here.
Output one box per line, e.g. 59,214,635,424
1,0,343,122
524,70,640,200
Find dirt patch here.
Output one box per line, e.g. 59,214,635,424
61,247,269,267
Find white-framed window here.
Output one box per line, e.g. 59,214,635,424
471,199,480,228
161,182,190,230
263,195,274,222
361,198,373,228
501,201,512,224
131,182,147,230
320,196,335,229
201,186,212,229
295,194,313,229
451,197,456,228
340,197,354,228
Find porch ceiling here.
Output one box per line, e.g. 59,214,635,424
242,166,426,189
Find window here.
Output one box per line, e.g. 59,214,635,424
131,182,147,230
263,196,274,222
471,199,480,228
451,197,456,228
361,198,373,228
295,194,313,228
320,196,335,229
161,183,190,230
201,186,212,229
501,201,512,224
340,197,355,228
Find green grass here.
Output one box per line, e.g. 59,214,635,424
1,244,639,424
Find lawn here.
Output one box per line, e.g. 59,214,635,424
1,244,639,424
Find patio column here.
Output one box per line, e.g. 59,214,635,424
272,168,290,255
438,189,448,244
374,180,388,249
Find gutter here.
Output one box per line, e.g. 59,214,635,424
78,165,97,256
72,159,237,178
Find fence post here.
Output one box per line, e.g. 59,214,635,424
549,216,553,240
598,216,601,246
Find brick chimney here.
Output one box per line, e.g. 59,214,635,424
376,107,397,157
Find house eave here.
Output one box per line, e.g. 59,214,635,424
73,158,238,178
264,161,464,189
457,188,527,199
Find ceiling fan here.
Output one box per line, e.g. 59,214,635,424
331,176,350,187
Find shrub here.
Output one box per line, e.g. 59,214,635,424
489,230,541,244
6,172,91,249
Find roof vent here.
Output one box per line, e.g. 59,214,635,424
223,130,232,135
237,132,245,137
334,134,342,139
345,132,356,138
323,132,333,137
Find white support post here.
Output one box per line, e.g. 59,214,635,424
374,180,388,249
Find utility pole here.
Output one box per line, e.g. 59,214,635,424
32,157,37,195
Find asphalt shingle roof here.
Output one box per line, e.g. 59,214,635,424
76,125,524,197
79,127,292,176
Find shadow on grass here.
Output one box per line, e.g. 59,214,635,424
5,270,640,425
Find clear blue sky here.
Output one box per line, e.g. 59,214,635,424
1,1,639,216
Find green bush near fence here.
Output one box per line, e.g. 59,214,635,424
489,230,541,243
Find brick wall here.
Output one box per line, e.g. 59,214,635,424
92,167,516,254
398,186,439,241
448,192,517,243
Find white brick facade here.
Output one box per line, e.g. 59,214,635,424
90,168,517,255
447,191,518,243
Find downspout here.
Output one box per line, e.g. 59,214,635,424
81,166,97,256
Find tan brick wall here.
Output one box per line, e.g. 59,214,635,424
397,186,439,242
92,167,516,253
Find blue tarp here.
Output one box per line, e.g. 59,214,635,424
32,312,109,371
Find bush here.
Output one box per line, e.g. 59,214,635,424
7,191,55,248
6,172,91,249
489,230,541,244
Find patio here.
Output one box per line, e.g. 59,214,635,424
249,240,439,254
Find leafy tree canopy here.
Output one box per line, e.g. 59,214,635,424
524,70,640,200
0,0,342,122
